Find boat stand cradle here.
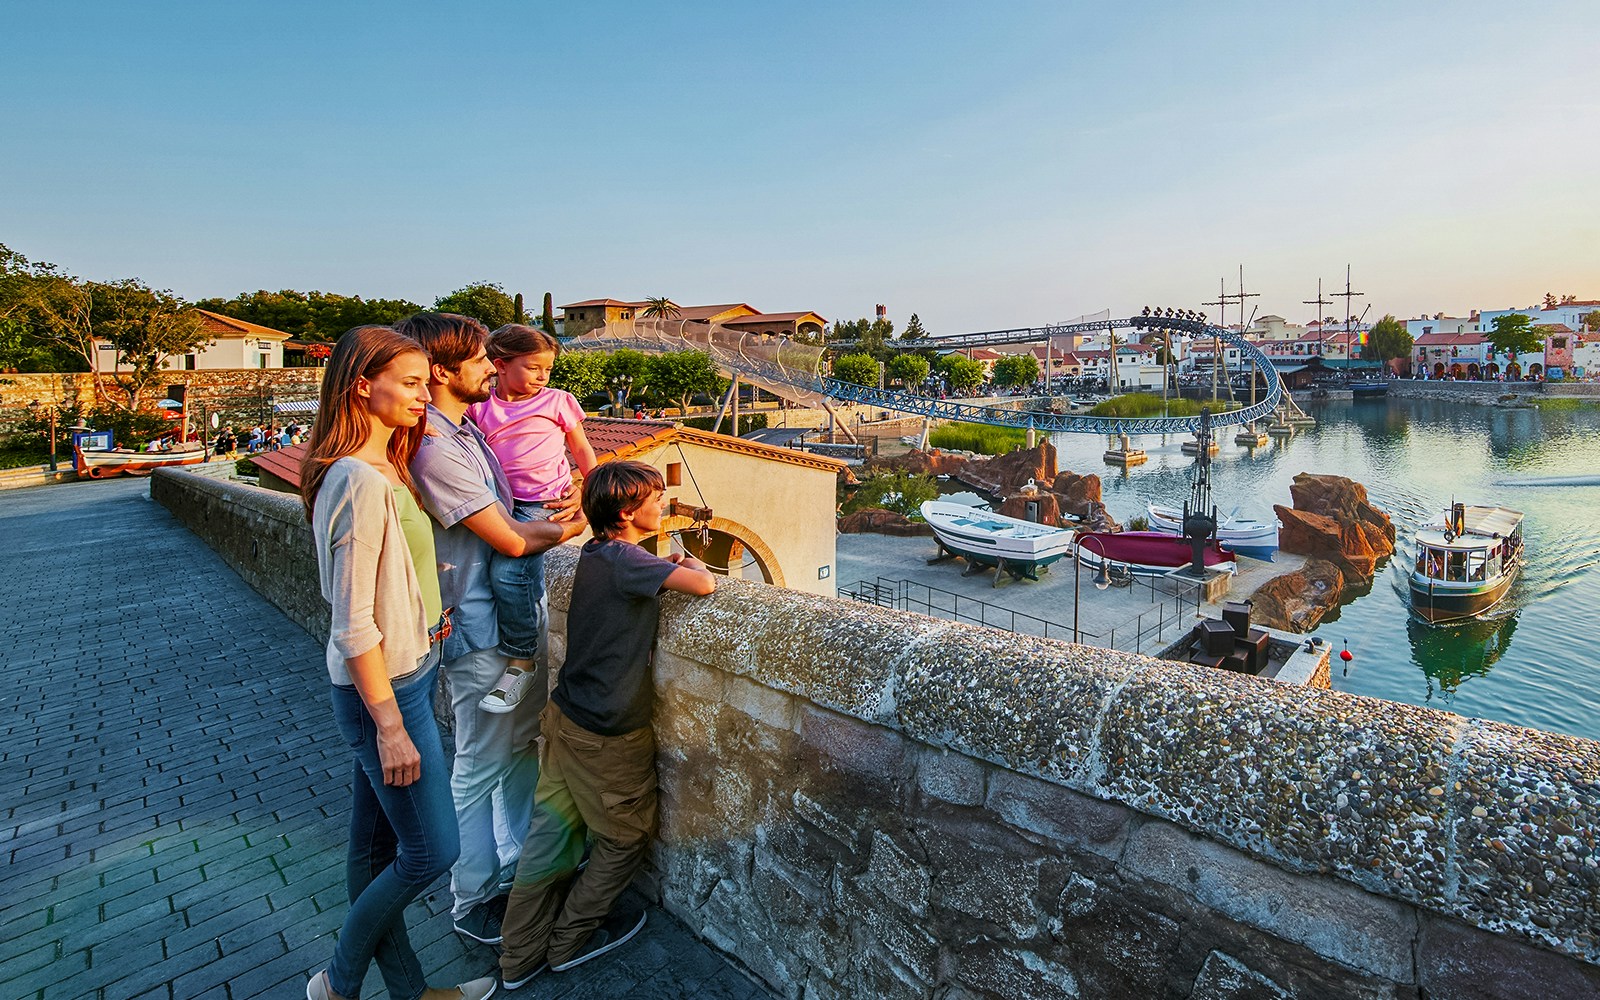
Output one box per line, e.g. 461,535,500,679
928,541,1047,588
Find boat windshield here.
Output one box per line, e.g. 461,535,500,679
1416,545,1447,580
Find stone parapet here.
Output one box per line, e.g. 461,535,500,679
153,470,1600,998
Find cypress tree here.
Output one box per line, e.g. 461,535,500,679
541,292,556,335
513,292,526,324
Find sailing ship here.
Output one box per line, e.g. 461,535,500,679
1409,503,1523,624
1145,502,1278,560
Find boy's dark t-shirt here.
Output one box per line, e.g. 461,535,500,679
552,538,678,736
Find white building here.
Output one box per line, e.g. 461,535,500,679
1479,302,1600,335
94,309,289,372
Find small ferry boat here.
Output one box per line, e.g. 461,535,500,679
1409,503,1523,624
1349,378,1390,398
920,500,1076,579
1145,502,1279,560
74,441,206,478
1073,530,1237,578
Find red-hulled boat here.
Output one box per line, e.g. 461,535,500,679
1072,530,1237,578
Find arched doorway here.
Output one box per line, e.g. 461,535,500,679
1507,362,1523,380
1467,363,1480,380
1485,362,1500,378
1433,362,1446,379
1449,363,1465,380
660,513,783,587
1528,363,1543,380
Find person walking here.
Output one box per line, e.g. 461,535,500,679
300,325,496,1000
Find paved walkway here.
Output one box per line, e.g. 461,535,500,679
0,478,772,1000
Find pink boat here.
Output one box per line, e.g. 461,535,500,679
1072,531,1237,577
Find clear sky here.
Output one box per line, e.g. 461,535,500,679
3,2,1596,334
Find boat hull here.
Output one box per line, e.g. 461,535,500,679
1145,503,1278,560
75,446,206,478
1409,569,1517,624
1349,380,1389,398
1075,531,1237,577
920,501,1076,571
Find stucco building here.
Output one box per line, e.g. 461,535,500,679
94,309,290,372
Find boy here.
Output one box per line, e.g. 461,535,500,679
499,461,716,987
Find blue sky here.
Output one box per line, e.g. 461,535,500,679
3,2,1596,333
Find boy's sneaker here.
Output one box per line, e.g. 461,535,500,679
479,667,536,714
453,896,507,944
549,909,646,973
501,961,548,991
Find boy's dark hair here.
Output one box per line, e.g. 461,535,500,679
394,312,490,372
583,460,665,539
487,324,562,361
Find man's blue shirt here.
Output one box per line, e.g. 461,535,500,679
410,403,513,661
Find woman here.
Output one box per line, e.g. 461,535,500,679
300,326,496,1000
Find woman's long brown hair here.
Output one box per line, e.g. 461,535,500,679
300,325,430,521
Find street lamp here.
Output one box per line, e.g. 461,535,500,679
610,374,634,415
28,400,58,472
1073,533,1112,644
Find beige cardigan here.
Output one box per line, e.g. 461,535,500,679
312,457,430,685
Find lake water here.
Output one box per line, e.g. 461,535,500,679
1045,397,1600,742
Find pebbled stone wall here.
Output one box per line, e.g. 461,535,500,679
154,469,1600,999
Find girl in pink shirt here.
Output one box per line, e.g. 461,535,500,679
468,325,597,712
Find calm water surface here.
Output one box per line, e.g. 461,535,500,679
1046,397,1600,741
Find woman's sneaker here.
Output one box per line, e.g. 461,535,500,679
479,666,536,714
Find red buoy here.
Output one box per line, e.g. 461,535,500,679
1339,648,1353,662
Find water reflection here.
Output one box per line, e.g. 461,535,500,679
1406,614,1519,702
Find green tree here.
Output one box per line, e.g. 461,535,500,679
901,313,928,340
885,353,930,388
1581,311,1600,333
603,348,653,409
830,317,895,359
1362,314,1413,362
194,288,422,340
831,353,881,387
513,293,526,324
647,350,719,414
938,355,985,393
541,292,556,336
90,280,213,409
992,352,1040,388
1488,313,1544,359
434,282,517,329
549,351,608,401
842,471,939,517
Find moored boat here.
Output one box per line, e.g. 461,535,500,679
1349,378,1389,398
1409,503,1523,624
1073,530,1237,578
74,442,206,478
920,500,1076,580
1145,502,1279,560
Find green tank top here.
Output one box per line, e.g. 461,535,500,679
393,485,443,628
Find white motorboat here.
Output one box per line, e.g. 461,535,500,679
920,500,1076,582
1145,502,1279,560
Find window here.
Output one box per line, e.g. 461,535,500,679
258,353,269,368
666,462,682,486
1447,551,1467,582
184,354,197,370
1554,338,1567,349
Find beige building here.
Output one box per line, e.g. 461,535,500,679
585,418,843,597
254,417,844,597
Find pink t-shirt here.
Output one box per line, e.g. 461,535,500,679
468,388,586,502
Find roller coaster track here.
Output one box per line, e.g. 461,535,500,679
564,315,1281,435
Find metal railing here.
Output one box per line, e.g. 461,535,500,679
839,571,1206,655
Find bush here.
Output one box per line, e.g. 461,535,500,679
927,422,1027,455
1087,393,1239,418
842,471,939,517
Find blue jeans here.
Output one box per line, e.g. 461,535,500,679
489,500,553,660
328,651,460,1000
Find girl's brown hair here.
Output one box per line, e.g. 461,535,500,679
486,324,561,361
300,325,430,521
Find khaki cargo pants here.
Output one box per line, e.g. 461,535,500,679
499,701,658,974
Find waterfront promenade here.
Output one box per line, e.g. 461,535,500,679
0,478,772,1000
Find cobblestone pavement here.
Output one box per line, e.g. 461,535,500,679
1,479,772,1000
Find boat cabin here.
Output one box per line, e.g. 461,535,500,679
1412,505,1523,586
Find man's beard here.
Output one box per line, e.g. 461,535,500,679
454,372,492,404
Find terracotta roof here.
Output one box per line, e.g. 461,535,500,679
1543,323,1575,334
194,309,292,341
560,299,635,309
678,303,758,322
583,418,678,462
252,441,308,488
1414,331,1485,346
722,311,828,326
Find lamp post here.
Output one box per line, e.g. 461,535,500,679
1073,533,1112,644
610,374,634,415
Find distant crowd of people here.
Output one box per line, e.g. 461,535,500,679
295,315,716,1000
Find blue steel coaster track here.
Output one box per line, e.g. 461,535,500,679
565,315,1280,435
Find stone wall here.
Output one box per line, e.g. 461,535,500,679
152,469,1600,999
0,368,323,436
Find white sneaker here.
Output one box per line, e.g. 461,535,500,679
479,667,536,714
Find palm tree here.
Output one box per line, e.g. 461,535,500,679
641,297,680,320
